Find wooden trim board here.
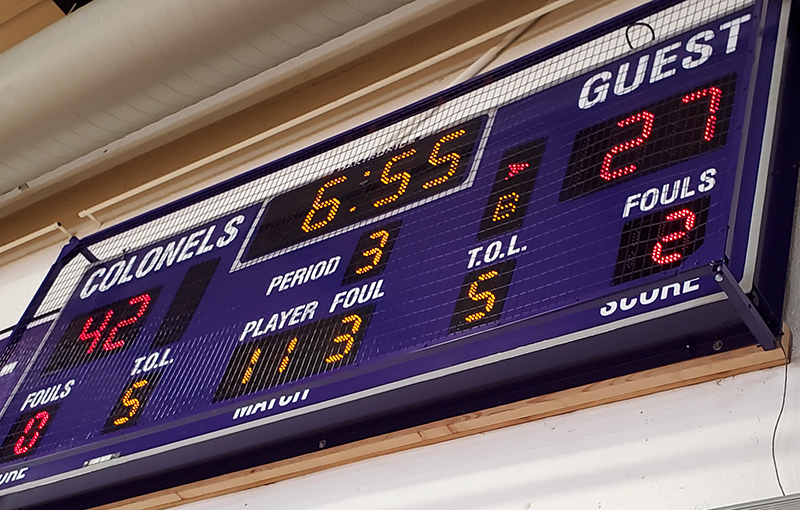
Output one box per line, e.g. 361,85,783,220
93,326,792,510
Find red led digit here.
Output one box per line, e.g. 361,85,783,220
600,111,655,181
77,293,152,354
13,411,49,456
79,310,114,354
505,162,529,180
102,293,152,352
651,209,696,265
682,86,722,141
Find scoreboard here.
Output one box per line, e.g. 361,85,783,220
0,0,796,506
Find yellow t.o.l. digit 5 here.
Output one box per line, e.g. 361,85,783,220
112,379,149,426
465,270,499,322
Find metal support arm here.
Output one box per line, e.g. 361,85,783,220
714,263,779,350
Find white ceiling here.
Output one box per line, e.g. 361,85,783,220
0,0,416,196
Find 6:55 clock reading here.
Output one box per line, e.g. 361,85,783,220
244,116,486,260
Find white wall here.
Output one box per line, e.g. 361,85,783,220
0,244,60,331
181,366,798,510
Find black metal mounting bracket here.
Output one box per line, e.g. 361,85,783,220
713,262,779,350
61,236,97,264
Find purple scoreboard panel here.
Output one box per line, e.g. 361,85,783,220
1,0,798,506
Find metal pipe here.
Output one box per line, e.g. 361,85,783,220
0,222,72,256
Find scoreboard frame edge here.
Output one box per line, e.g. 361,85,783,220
2,0,798,507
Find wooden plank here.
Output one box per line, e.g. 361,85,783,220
0,0,44,26
0,0,62,54
94,326,791,510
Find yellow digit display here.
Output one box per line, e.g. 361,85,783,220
246,118,484,260
240,348,262,385
449,260,516,334
301,176,347,233
215,307,375,402
476,138,546,241
112,380,149,426
422,129,466,189
492,192,520,222
373,150,415,208
105,372,162,432
355,229,390,275
465,271,499,322
325,314,362,363
278,337,299,373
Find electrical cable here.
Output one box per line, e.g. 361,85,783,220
449,15,544,87
770,338,788,496
625,22,656,49
392,14,546,147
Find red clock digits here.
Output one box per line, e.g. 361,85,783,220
600,111,654,181
79,310,115,354
651,209,696,265
13,411,49,456
78,293,152,354
102,293,151,351
682,87,722,141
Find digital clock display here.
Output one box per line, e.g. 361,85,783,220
0,1,789,505
245,117,486,260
